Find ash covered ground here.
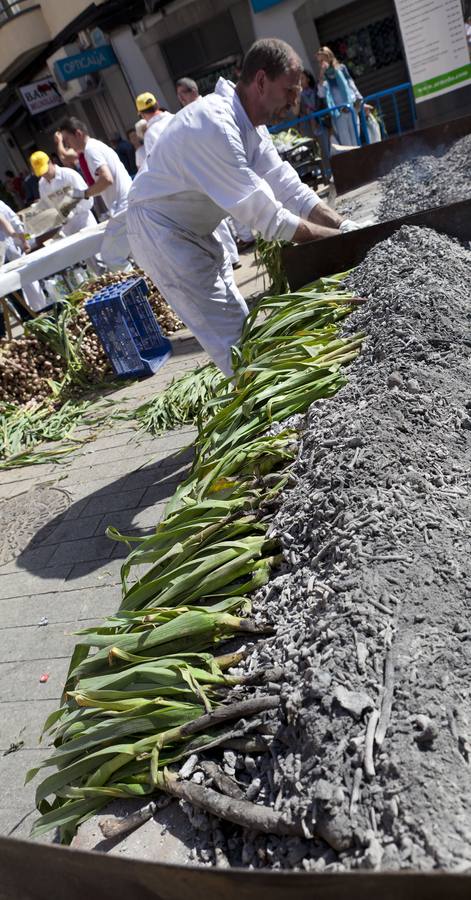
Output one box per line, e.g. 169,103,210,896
377,134,471,221
177,226,471,872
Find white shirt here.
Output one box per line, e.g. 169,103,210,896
128,79,319,241
84,137,132,215
135,144,146,170
143,111,174,156
39,164,94,233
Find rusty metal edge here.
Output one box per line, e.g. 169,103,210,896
331,113,471,195
0,834,471,900
281,198,471,292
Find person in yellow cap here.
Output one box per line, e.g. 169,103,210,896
135,92,173,157
30,151,96,237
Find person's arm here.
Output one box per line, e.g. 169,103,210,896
84,164,113,198
293,219,339,242
0,214,27,248
255,131,331,225
54,131,78,167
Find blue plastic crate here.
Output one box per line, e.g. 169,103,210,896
85,277,172,378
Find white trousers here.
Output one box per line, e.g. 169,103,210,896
101,208,132,272
127,205,249,376
5,240,47,312
215,218,239,265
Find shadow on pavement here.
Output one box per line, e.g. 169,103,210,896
16,443,194,580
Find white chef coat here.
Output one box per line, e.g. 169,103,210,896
39,164,96,236
135,144,146,170
84,137,132,214
0,200,46,311
128,78,320,241
143,111,174,156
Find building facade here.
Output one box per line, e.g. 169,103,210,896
0,0,469,175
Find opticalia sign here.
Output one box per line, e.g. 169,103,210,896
54,45,118,83
19,78,64,115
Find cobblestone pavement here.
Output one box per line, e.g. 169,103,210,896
0,252,265,840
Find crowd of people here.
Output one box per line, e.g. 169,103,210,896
0,39,367,369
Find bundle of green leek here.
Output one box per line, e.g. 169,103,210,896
29,273,363,841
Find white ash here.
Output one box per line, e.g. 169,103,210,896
377,134,471,221
178,226,471,872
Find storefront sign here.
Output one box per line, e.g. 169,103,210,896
395,0,471,102
19,78,64,115
54,45,118,83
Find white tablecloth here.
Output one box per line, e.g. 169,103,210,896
0,222,106,299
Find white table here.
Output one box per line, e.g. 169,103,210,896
0,222,107,299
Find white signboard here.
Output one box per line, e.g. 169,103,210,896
395,0,471,102
19,78,64,115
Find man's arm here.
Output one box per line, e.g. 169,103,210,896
308,200,342,230
54,131,78,167
293,218,339,243
83,165,113,199
0,214,27,248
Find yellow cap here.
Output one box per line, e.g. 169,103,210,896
135,91,157,112
30,150,50,177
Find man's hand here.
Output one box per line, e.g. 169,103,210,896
339,219,361,233
293,219,340,243
71,188,87,201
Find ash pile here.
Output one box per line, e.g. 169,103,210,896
179,226,471,872
378,134,471,220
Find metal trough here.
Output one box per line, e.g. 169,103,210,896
282,198,471,291
1,834,471,900
331,113,471,195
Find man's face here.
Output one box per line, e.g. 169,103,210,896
177,86,198,107
257,64,302,121
45,160,55,182
61,128,86,153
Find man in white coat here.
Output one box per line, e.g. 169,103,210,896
135,93,173,157
0,200,46,312
127,39,349,376
30,151,96,235
60,117,132,271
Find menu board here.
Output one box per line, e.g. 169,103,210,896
395,0,471,102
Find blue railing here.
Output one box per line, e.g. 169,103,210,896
360,82,416,144
269,82,416,147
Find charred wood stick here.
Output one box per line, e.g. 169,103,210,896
99,801,156,840
177,695,279,740
375,648,394,747
223,736,269,753
160,770,303,836
199,761,245,800
364,709,379,779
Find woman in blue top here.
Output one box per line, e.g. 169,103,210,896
316,46,362,148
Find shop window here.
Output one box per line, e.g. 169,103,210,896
328,17,402,81
162,12,241,83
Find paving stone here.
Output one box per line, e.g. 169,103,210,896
38,515,103,546
0,697,60,751
0,584,118,629
0,565,72,601
1,544,58,575
0,749,46,838
82,487,146,518
0,657,70,702
0,618,99,665
64,558,122,588
48,535,114,567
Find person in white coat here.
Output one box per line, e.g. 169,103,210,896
127,38,347,376
135,93,173,157
30,151,96,235
0,200,46,312
60,117,132,272
175,77,241,268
